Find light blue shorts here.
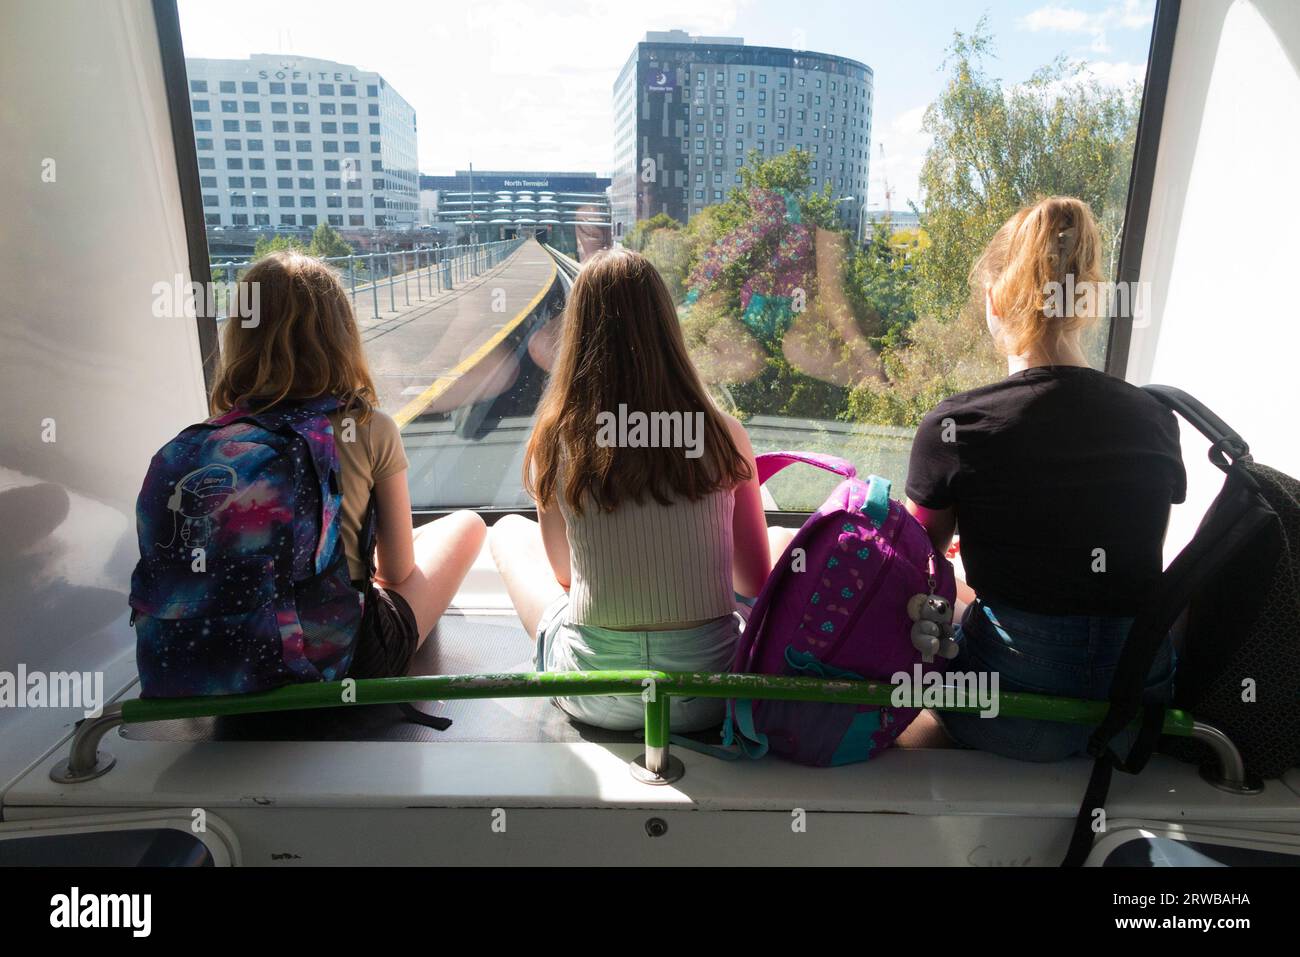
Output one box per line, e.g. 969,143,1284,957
535,594,747,732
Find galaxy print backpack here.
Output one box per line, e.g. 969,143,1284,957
724,452,958,766
130,395,361,698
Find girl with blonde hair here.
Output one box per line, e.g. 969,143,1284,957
904,197,1186,760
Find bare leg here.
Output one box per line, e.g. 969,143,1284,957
895,709,958,749
766,524,798,566
488,514,566,638
382,510,486,648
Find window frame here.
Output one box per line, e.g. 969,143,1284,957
156,0,1181,521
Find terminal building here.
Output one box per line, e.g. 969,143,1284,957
420,170,612,258
611,30,872,242
185,55,419,231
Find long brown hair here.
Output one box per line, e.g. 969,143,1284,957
970,195,1104,357
209,251,378,421
524,247,750,514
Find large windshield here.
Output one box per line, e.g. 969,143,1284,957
178,0,1158,511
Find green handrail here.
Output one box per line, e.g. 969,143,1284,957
118,670,1197,738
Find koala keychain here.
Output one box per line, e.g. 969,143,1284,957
907,554,958,663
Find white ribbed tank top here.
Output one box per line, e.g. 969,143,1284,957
558,484,736,628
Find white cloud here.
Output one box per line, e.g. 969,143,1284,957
1017,1,1154,56
178,0,754,175
1076,59,1146,88
1021,6,1095,33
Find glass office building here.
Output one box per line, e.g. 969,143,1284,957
186,55,419,230
611,30,872,242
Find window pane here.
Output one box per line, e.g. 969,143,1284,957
179,4,1157,511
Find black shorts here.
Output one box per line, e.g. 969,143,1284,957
348,582,420,679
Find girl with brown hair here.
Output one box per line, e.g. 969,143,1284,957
489,247,773,731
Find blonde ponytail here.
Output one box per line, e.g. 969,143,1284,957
970,196,1104,357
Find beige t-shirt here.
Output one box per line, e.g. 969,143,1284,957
327,409,409,581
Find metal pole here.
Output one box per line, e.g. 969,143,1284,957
349,254,356,309
1190,721,1261,794
402,249,410,306
632,692,683,785
387,251,396,313
370,251,379,320
49,705,124,783
415,248,422,299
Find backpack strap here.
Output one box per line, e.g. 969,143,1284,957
1062,700,1166,866
1061,460,1274,866
756,451,857,484
864,475,891,527
397,701,453,732
358,490,379,584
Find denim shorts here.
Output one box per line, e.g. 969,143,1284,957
535,594,746,732
936,599,1174,762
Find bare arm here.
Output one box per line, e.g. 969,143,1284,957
537,500,571,590
728,415,771,598
373,469,415,587
904,497,976,605
905,498,956,556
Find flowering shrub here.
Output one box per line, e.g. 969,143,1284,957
686,186,815,343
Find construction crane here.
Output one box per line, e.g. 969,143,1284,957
878,141,893,221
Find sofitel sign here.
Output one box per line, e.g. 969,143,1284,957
257,69,363,82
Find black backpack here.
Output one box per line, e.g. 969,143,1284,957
1064,385,1300,866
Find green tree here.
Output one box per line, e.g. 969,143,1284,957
308,222,354,260
850,17,1142,426
624,212,681,252
677,149,881,421
712,148,843,234
913,17,1139,327
846,218,922,347
251,232,306,258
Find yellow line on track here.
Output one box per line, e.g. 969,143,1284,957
393,246,559,428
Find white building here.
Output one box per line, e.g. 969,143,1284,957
185,55,419,230
865,208,921,233
611,30,872,241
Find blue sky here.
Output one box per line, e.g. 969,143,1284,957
177,0,1156,210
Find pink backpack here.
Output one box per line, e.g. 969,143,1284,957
723,452,958,765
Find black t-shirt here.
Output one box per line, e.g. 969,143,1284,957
905,366,1186,616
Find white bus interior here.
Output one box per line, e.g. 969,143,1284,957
0,0,1298,866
